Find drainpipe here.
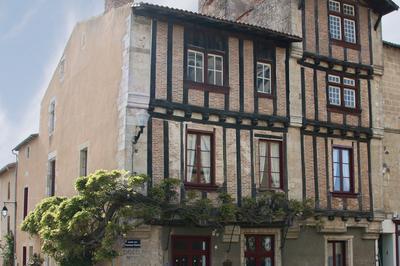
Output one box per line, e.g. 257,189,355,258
11,149,18,266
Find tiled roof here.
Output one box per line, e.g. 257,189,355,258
383,40,400,49
133,2,302,43
367,0,399,15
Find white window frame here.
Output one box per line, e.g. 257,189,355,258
329,86,341,106
256,62,272,94
187,49,204,83
329,0,341,12
344,18,356,44
329,15,342,40
343,4,355,16
207,54,224,86
344,88,356,108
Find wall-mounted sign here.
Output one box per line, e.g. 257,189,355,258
124,239,141,249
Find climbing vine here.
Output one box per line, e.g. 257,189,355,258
0,232,14,266
22,170,312,266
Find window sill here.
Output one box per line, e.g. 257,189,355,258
185,81,229,94
327,105,361,115
330,39,361,51
257,92,274,99
184,183,219,191
331,192,358,198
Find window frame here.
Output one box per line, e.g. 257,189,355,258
258,140,284,191
331,146,355,197
256,60,274,98
244,235,275,266
327,73,360,114
328,0,360,50
328,240,347,266
185,45,229,94
185,129,217,190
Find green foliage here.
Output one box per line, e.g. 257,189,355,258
0,232,14,266
22,170,312,266
28,253,44,266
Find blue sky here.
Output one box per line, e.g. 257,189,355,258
0,0,399,166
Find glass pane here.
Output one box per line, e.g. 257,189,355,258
342,163,350,178
188,66,195,81
174,257,188,266
260,171,269,189
259,142,268,157
196,68,203,83
215,56,223,70
343,178,350,192
196,53,203,67
263,65,271,79
262,237,272,251
328,242,334,266
188,51,195,66
271,158,280,172
271,173,280,188
245,257,256,266
261,257,272,266
208,70,214,84
207,55,214,69
342,150,349,163
263,79,271,94
201,151,211,167
200,135,210,151
333,149,339,163
329,15,342,40
216,71,223,86
329,0,340,12
192,256,206,266
333,162,340,177
334,177,341,192
344,19,356,43
246,236,256,251
200,167,211,184
270,143,280,157
343,4,355,16
335,242,344,266
257,63,264,78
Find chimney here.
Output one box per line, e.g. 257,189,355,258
104,0,134,12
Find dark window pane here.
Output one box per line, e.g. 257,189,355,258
245,257,256,266
246,236,256,251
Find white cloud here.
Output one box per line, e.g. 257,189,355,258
1,0,46,41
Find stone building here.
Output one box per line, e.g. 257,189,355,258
1,0,399,265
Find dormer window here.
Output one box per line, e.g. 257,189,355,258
328,0,358,48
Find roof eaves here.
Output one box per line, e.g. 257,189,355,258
383,40,400,49
0,162,16,176
133,2,302,43
13,134,39,151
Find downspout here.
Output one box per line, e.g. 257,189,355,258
11,149,18,266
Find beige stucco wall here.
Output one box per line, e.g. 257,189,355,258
0,164,16,264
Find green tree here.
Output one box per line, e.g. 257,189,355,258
22,170,312,266
0,232,14,266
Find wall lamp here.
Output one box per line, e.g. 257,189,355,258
132,110,150,145
2,202,16,218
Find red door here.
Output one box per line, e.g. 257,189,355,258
244,235,274,266
172,236,210,266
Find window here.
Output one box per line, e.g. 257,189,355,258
48,159,56,196
244,235,274,266
188,50,204,83
26,146,30,159
23,246,27,266
257,62,272,94
48,100,56,134
207,54,223,86
172,236,210,266
327,75,358,111
7,216,10,234
23,187,28,219
186,131,214,187
80,148,88,176
7,181,10,200
332,147,353,194
328,241,346,266
328,0,357,45
259,141,282,190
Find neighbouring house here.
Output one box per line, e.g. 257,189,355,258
4,0,400,265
